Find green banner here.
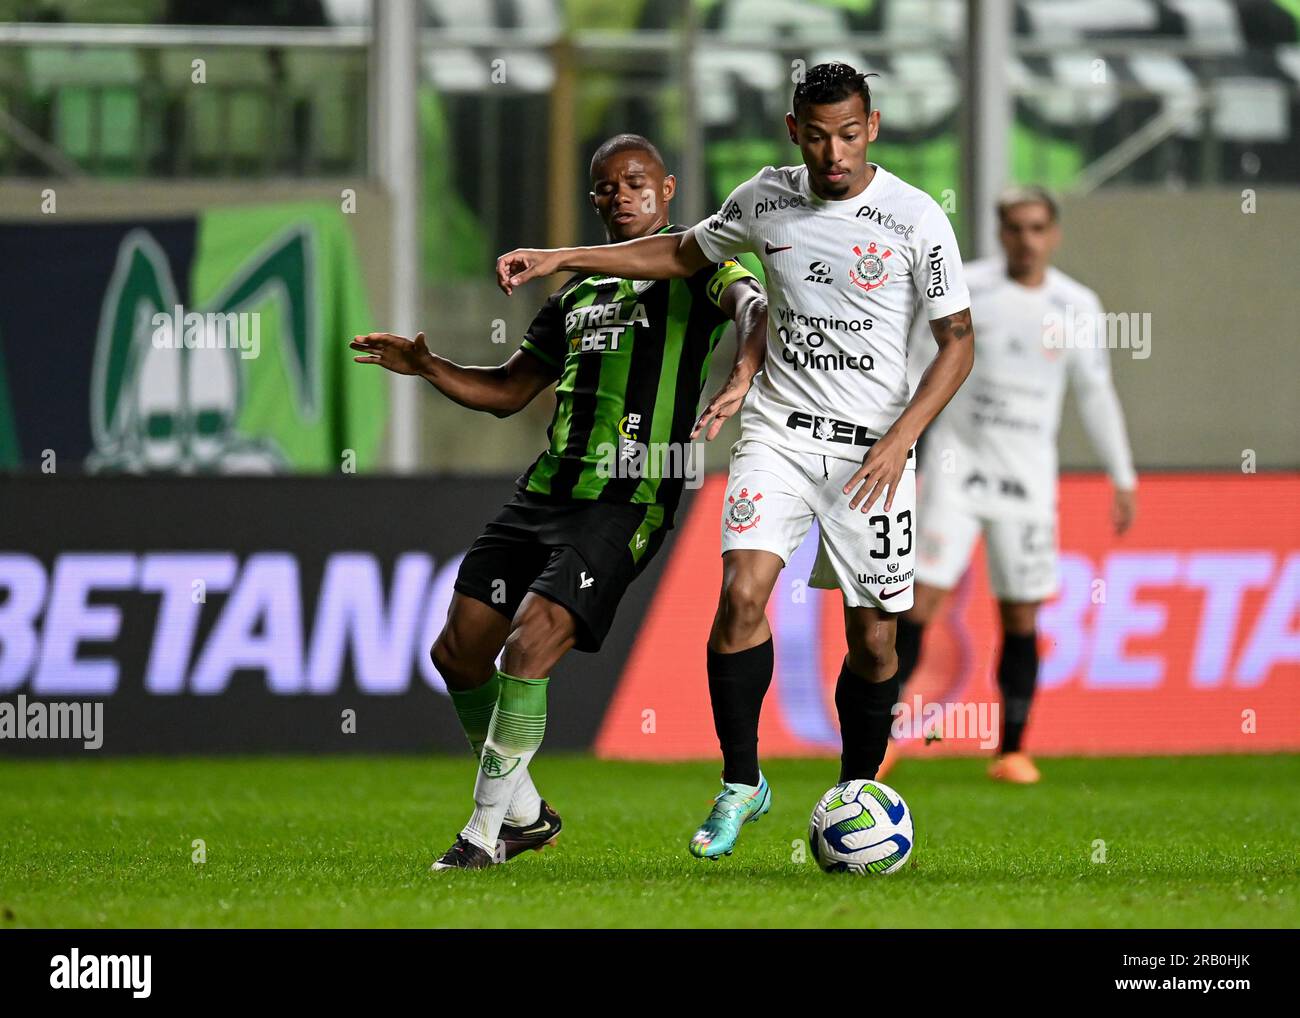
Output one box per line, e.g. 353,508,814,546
190,203,386,472
0,202,386,473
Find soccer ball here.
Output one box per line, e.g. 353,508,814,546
808,779,914,875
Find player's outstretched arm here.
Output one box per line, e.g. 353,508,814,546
496,230,711,295
843,307,975,513
692,278,768,441
350,332,556,418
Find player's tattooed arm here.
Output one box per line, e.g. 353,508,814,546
843,307,975,512
496,231,712,294
898,307,975,443
931,308,973,342
693,278,768,441
350,332,556,418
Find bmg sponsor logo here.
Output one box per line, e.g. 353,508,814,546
925,244,948,299
708,199,742,231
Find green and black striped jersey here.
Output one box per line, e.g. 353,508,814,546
517,225,754,522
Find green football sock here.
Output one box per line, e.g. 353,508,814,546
448,672,501,757
449,670,542,827
462,672,549,853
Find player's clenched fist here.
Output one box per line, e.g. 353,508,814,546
496,248,562,294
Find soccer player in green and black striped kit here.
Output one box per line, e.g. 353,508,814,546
351,134,768,870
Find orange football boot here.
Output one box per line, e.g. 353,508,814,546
987,751,1041,784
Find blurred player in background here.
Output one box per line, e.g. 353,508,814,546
497,63,974,859
880,185,1138,784
353,134,767,869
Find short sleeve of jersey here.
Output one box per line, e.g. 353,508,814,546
518,290,567,372
692,175,756,262
913,203,971,321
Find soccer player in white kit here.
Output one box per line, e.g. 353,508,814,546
496,63,975,858
879,185,1138,785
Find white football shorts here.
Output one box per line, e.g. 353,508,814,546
914,476,1059,602
719,438,917,612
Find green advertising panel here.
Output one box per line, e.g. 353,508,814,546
0,202,386,473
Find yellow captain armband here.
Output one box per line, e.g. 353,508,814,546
706,259,755,308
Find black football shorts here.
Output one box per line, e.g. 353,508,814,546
453,490,670,652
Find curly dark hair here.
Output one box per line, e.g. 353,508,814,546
792,61,875,122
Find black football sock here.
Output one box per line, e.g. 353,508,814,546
997,632,1039,754
894,615,924,691
707,638,774,786
835,661,900,782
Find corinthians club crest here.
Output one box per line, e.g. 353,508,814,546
849,241,892,292
725,487,763,532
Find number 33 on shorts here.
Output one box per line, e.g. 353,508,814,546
809,459,917,612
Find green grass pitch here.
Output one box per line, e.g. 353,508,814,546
1,753,1296,928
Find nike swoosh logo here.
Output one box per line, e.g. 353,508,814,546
764,242,793,254
880,584,911,600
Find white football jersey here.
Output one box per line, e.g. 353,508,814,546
908,258,1138,516
692,163,970,461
